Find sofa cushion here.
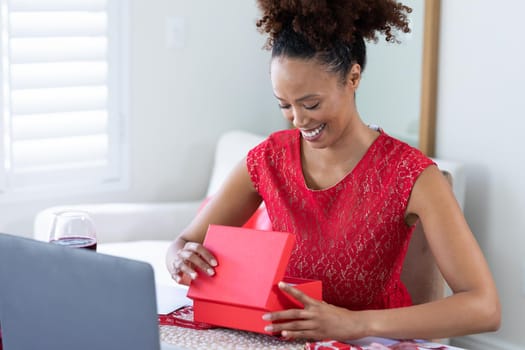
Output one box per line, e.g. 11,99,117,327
206,131,265,197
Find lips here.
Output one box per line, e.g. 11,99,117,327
300,123,326,140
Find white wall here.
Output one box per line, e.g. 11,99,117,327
358,0,423,147
2,1,523,347
437,1,525,349
0,0,286,237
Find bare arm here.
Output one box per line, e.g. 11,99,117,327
266,165,500,340
357,165,500,339
165,158,262,284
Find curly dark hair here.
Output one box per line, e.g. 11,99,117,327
256,0,412,81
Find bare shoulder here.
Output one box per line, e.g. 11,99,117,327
405,164,460,224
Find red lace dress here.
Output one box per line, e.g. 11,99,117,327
246,129,435,310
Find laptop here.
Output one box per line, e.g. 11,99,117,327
0,233,162,350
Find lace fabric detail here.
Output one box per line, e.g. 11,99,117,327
247,129,435,310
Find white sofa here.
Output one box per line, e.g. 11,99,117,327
33,130,266,286
33,129,466,288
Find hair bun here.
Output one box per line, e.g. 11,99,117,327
256,0,412,50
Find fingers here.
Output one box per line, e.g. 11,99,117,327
180,242,217,277
263,308,313,322
184,242,218,268
262,282,320,322
264,318,317,338
278,281,316,306
170,242,217,282
262,282,327,339
176,256,199,280
171,272,190,285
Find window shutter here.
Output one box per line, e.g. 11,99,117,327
0,0,128,193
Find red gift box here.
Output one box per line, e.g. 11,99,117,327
187,225,322,334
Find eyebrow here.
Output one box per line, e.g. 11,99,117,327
274,93,320,103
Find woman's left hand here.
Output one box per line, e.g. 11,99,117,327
262,281,365,341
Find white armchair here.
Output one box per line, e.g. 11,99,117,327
33,129,466,289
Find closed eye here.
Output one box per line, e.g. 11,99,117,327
304,102,320,110
278,104,291,110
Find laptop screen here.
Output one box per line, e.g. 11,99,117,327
0,233,160,350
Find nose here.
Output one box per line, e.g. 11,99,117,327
284,106,309,128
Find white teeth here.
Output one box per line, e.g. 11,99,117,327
301,124,326,138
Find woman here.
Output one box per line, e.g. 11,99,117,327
166,0,500,341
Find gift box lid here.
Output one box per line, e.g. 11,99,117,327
187,225,296,310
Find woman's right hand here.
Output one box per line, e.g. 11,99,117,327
167,240,218,285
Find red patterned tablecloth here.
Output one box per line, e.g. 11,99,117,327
160,325,307,349
157,307,451,350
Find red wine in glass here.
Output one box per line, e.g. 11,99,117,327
49,236,97,251
49,211,98,252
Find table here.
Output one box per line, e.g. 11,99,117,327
98,242,463,350
159,323,463,349
156,285,463,350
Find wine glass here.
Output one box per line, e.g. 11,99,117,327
49,210,98,251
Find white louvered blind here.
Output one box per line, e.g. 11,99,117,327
0,0,128,195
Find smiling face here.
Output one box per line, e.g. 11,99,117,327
271,56,361,149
